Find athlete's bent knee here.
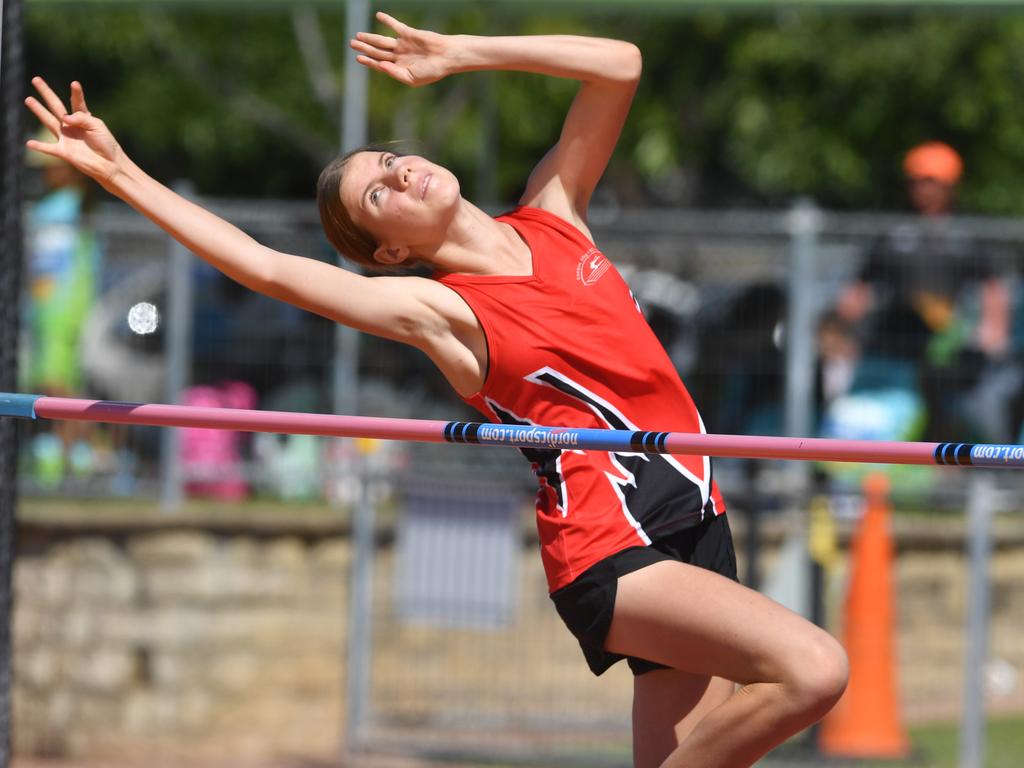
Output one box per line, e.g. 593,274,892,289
756,634,847,741
787,630,849,721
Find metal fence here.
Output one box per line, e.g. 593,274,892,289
19,199,1024,505
15,199,1024,766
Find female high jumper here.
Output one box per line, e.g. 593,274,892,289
25,12,847,767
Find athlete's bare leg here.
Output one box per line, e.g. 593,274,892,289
632,670,734,768
606,560,848,768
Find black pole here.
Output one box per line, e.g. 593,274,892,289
743,460,761,591
0,0,25,764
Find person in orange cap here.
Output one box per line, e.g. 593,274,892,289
830,141,1015,444
903,141,963,216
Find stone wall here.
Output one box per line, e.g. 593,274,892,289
10,501,1024,763
14,504,349,764
896,522,1024,721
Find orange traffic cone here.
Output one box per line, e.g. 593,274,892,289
819,472,910,758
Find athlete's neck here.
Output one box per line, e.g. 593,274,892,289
426,203,532,277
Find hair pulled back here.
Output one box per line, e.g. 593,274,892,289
316,145,404,272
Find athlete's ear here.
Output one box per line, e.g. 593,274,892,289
373,243,409,266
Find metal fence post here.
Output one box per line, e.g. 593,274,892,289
345,448,376,757
341,0,371,759
960,472,996,768
784,198,822,485
335,0,368,424
785,199,823,752
158,181,195,512
0,2,25,762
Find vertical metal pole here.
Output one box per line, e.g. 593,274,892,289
959,473,996,768
785,199,821,752
0,2,23,764
783,198,821,468
742,462,761,591
475,72,498,207
342,0,373,759
345,447,376,757
158,181,195,511
335,0,369,424
473,12,499,208
783,198,821,589
0,0,6,79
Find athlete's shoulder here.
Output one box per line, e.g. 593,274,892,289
499,205,595,245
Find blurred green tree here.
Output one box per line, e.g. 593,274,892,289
24,6,1024,213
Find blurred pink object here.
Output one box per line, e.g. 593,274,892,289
180,382,257,500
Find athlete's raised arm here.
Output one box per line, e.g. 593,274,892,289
22,78,469,358
351,13,641,232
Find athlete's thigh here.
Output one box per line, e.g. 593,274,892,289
606,559,825,686
632,669,733,768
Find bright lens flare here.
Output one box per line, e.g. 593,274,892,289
127,302,159,335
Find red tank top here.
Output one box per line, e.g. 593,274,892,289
437,206,726,592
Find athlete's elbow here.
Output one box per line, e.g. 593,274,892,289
614,42,642,84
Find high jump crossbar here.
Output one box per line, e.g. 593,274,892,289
1,392,1022,468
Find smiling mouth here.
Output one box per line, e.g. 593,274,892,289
420,174,432,200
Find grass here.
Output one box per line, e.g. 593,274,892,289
861,716,1024,768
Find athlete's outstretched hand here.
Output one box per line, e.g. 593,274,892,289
350,12,453,87
24,77,125,189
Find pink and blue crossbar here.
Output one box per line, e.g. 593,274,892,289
2,392,1023,468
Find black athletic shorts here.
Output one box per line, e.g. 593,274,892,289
549,512,737,677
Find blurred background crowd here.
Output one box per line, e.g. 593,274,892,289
17,5,1024,503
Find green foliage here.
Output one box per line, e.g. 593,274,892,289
26,8,340,196
864,715,1024,768
22,6,1024,213
701,12,1024,211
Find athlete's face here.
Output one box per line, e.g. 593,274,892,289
340,150,461,265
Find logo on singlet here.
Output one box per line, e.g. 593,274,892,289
576,247,611,286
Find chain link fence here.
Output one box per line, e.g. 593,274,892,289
13,198,1024,765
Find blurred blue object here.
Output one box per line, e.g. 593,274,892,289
819,383,933,490
821,388,924,443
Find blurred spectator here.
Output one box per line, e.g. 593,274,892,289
698,283,787,437
816,311,861,409
832,141,1016,442
22,133,104,485
180,381,257,500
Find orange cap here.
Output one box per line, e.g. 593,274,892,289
903,141,963,185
